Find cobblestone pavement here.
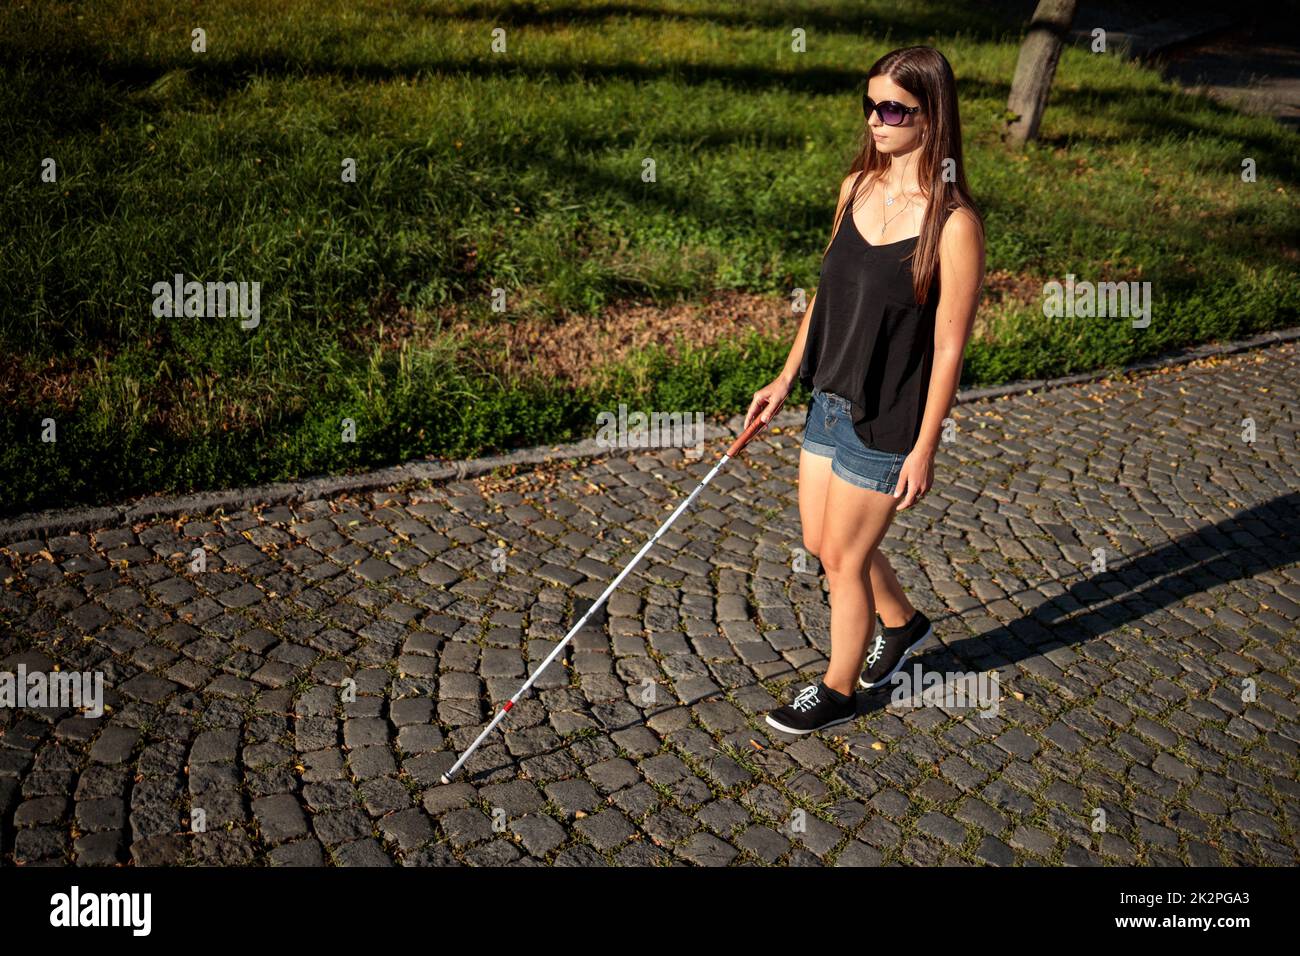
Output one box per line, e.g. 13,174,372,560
2,342,1298,867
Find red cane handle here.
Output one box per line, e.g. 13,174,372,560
727,406,773,457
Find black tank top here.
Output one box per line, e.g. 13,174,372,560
797,193,944,455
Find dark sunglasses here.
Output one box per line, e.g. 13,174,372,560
862,94,921,126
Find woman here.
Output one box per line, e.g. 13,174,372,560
746,46,985,734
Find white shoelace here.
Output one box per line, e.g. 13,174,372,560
791,685,820,712
866,635,886,667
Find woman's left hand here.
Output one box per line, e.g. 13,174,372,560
892,446,934,510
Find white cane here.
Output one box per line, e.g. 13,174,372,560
440,408,774,784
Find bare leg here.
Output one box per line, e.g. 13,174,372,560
797,448,833,558
867,550,916,628
800,450,913,670
818,473,901,696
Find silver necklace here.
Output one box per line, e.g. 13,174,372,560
883,177,907,206
881,187,914,236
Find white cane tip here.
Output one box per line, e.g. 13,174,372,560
439,774,451,785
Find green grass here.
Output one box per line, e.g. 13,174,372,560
2,0,1297,515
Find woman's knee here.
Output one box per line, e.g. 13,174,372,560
822,543,875,578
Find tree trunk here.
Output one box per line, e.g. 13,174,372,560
1005,0,1078,147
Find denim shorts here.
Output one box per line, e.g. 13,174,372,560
801,388,908,494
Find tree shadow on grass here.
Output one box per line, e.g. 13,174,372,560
11,3,1297,190
22,42,1297,201
413,0,1035,42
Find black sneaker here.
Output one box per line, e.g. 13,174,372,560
765,682,857,735
858,610,933,690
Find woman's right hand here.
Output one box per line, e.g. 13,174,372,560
744,377,792,430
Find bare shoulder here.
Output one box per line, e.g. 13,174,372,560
836,172,861,209
938,205,986,293
940,206,983,249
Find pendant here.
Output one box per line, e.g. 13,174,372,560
885,196,895,206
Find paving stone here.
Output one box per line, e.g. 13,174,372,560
270,839,326,867
834,840,883,866
975,835,1015,866
332,838,395,866
575,809,636,850
191,730,239,764
736,825,791,863
1009,824,1057,858
88,726,139,765
74,830,125,866
348,746,397,779
378,808,436,850
15,796,67,827
395,724,443,753
585,757,641,794
421,782,476,816
75,798,126,833
390,698,434,726
643,808,697,847
697,798,750,837
356,780,410,816
543,779,601,816
253,794,309,844
131,834,185,866
675,832,738,866
510,813,568,857
312,809,373,846
479,780,546,816
916,811,968,848
439,808,494,849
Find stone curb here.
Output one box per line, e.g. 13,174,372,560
2,325,1297,546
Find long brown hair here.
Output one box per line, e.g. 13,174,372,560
822,46,983,305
